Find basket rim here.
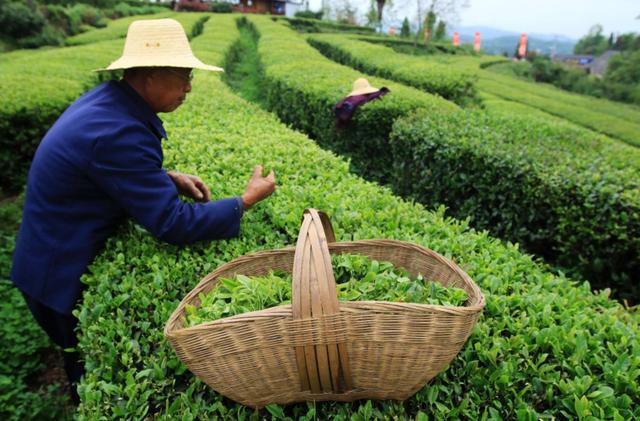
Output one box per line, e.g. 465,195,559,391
164,239,486,339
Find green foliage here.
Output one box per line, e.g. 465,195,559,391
362,35,480,56
65,11,175,45
210,1,233,13
0,2,46,39
574,24,609,55
67,15,640,420
603,51,640,104
184,253,469,327
424,10,436,35
0,197,72,421
434,20,446,41
613,32,640,51
487,55,640,108
400,17,410,38
247,16,457,184
294,9,323,20
282,16,374,34
222,20,265,104
189,15,209,40
307,33,479,106
477,69,640,147
391,109,640,300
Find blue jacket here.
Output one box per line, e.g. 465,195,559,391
11,80,243,315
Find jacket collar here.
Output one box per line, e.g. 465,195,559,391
113,79,167,140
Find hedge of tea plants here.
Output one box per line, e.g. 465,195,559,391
279,16,375,34
246,16,458,184
65,12,174,45
390,109,640,299
72,15,640,420
307,32,640,147
242,16,640,293
477,73,640,147
0,196,73,420
0,13,208,195
307,33,478,106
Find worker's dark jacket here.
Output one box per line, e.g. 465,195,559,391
11,80,243,315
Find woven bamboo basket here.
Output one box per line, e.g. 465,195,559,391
165,209,485,408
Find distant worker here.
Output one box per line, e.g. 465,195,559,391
10,19,276,404
334,78,390,128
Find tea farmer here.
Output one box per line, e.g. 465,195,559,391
334,78,389,129
10,19,276,404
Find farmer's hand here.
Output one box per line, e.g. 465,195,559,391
167,171,211,203
241,165,276,209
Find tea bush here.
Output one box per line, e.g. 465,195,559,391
391,109,640,300
307,34,478,106
478,72,640,147
248,16,458,184
74,15,640,420
0,196,73,420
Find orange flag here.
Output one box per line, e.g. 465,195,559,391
473,32,481,52
452,32,460,46
518,33,527,58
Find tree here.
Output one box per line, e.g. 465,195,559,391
335,0,357,25
376,0,386,24
365,0,379,27
424,10,436,35
574,24,609,55
413,0,468,45
400,17,411,37
434,20,446,40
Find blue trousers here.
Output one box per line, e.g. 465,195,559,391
22,292,83,404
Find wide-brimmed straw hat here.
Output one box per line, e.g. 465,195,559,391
97,18,222,72
348,78,381,96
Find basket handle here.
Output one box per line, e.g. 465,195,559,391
292,209,352,393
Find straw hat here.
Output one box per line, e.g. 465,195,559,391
97,18,222,72
348,78,381,96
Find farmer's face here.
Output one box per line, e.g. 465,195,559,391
146,67,193,113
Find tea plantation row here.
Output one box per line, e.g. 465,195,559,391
72,15,640,420
306,33,640,147
241,16,640,298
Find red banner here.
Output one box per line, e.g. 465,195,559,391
452,32,459,46
518,33,527,58
473,32,481,52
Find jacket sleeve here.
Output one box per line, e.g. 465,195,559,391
87,123,242,245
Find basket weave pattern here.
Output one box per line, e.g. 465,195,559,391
165,209,485,408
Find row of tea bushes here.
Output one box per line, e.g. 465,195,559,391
65,12,174,45
390,109,640,299
0,197,72,420
247,16,458,184
357,35,480,56
481,61,640,124
307,34,478,106
477,73,640,147
74,15,640,420
279,16,375,34
246,16,640,295
0,13,207,195
309,32,640,147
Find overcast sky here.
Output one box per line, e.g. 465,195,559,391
307,0,640,39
